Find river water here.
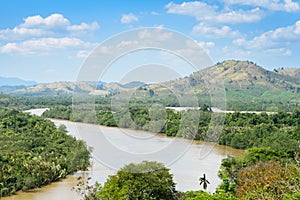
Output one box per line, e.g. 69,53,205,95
3,109,244,200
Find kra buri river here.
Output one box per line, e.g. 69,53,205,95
4,108,244,200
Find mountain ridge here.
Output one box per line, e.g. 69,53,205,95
4,60,300,110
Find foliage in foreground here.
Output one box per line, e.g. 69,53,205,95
236,160,300,199
218,147,300,200
76,161,236,200
98,161,178,200
0,109,91,197
75,161,179,200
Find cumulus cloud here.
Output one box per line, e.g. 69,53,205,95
0,37,91,55
193,23,240,38
166,1,264,24
165,1,262,39
21,14,69,29
221,0,300,12
214,8,263,24
138,29,173,41
233,20,300,49
77,50,91,58
0,14,99,55
0,13,100,40
121,13,138,24
67,22,99,31
195,40,215,54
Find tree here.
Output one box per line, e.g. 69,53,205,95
199,174,210,190
98,161,177,200
149,89,155,97
236,161,300,199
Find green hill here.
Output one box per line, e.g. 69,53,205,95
155,60,300,110
7,60,300,111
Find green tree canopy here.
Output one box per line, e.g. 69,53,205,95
98,161,177,200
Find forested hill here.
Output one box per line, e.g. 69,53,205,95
3,60,300,111
7,60,300,96
163,60,300,110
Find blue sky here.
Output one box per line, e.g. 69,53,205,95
0,0,300,82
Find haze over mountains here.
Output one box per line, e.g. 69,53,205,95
0,77,37,87
2,60,300,110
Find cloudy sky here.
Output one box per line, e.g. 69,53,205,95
0,0,300,82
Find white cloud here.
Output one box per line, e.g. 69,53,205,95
67,22,99,31
166,1,264,24
197,41,215,48
0,14,99,56
138,29,173,41
121,13,138,24
21,14,69,29
166,1,216,17
151,11,160,15
0,13,100,40
0,37,91,55
77,50,91,58
233,20,300,49
264,48,292,56
195,41,215,54
165,1,262,39
214,8,263,24
222,0,300,12
193,23,240,38
117,40,139,48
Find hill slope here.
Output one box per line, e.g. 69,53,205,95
156,60,300,111
12,81,135,96
277,68,300,79
7,60,300,111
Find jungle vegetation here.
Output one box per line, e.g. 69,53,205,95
0,109,91,197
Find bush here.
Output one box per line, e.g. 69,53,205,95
98,161,178,200
236,161,300,200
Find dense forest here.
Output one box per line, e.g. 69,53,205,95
0,94,72,110
0,91,299,112
0,109,91,197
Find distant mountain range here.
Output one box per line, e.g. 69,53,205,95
0,77,37,93
3,60,300,110
0,77,37,86
8,81,144,96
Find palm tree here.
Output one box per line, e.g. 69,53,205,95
199,173,210,190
